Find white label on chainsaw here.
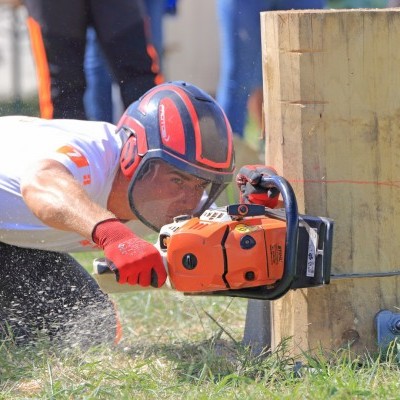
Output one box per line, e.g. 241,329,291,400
306,228,318,277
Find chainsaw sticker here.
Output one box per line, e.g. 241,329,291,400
270,244,283,264
306,228,318,277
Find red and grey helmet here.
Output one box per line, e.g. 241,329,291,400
116,81,235,230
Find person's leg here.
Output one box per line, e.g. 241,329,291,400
0,242,118,347
238,1,265,136
216,0,267,138
91,0,162,108
143,0,165,69
24,0,87,119
83,27,114,122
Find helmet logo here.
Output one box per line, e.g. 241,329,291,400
158,97,186,155
159,103,170,143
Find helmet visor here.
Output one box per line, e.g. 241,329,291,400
128,159,224,231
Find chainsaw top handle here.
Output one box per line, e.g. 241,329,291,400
221,174,299,300
259,175,299,299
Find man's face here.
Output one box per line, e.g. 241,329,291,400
130,159,210,230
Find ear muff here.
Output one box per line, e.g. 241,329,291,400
118,116,148,179
120,134,142,178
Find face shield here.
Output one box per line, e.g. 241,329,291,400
128,158,227,231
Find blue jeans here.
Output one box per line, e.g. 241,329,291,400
83,27,114,122
216,0,326,137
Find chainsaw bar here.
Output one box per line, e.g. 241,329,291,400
330,271,400,280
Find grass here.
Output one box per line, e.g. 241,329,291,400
2,295,400,400
1,250,400,399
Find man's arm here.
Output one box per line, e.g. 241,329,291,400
20,159,115,240
20,158,167,287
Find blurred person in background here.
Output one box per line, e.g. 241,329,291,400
23,0,163,120
83,0,178,123
83,27,114,122
216,0,326,145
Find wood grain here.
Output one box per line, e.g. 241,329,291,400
262,9,400,353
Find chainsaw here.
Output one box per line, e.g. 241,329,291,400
93,173,334,300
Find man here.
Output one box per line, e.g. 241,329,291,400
0,81,234,346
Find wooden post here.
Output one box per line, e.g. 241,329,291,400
261,9,400,354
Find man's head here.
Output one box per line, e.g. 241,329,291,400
116,81,235,230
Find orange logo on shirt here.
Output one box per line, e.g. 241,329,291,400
57,145,89,168
83,174,91,185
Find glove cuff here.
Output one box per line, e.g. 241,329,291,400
92,218,133,249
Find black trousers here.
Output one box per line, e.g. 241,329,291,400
24,0,160,119
0,241,118,348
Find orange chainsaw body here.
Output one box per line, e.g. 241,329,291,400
163,214,287,293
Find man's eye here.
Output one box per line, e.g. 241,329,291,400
171,177,184,186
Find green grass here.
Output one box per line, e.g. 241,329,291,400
2,308,400,399
328,0,386,7
0,252,400,399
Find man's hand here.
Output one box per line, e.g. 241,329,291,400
92,219,167,287
236,165,280,208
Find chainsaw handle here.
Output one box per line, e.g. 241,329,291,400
93,258,159,288
258,175,299,299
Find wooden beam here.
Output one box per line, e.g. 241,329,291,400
262,9,400,354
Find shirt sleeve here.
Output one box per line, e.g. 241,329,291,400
51,144,93,187
42,140,114,201
17,120,120,203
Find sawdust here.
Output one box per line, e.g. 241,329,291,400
0,242,119,349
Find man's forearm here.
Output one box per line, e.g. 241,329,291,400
21,159,115,240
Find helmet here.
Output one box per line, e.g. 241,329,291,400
116,81,235,231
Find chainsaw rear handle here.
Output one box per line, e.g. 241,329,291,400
94,258,159,288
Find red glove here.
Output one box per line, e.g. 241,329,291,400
92,218,167,288
236,165,280,208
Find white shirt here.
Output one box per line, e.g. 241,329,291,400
0,116,126,252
